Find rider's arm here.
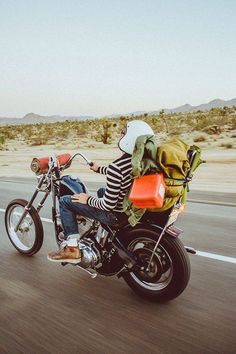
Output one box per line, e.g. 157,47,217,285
90,163,107,175
87,163,122,211
97,166,108,175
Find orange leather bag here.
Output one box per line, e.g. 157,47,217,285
129,173,166,209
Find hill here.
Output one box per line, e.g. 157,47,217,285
162,98,236,114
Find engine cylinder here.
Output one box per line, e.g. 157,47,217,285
78,239,101,268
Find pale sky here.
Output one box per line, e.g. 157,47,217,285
0,0,236,117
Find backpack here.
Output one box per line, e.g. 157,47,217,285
150,139,204,212
123,135,204,225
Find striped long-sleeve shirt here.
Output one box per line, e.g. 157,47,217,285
87,154,132,212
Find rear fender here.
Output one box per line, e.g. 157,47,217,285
166,225,183,238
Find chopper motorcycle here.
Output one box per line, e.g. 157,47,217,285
4,152,196,302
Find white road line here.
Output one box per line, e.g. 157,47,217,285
188,199,236,207
1,208,235,264
196,251,236,264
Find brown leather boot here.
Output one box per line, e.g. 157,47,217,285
47,246,81,263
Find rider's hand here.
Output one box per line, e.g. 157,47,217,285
90,162,99,172
71,193,89,204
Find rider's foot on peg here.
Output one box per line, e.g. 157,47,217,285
47,246,82,264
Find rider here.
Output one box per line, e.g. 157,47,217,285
48,120,154,263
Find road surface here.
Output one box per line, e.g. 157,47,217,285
0,178,235,353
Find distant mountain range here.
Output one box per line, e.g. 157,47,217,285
161,97,236,114
0,113,94,126
125,98,236,116
0,98,236,125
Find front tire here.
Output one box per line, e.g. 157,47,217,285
121,230,190,302
5,199,44,256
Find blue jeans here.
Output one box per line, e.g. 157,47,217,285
59,186,119,238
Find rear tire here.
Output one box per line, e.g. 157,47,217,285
5,199,44,256
121,229,190,302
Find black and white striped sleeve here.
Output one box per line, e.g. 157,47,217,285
87,163,122,211
97,166,108,175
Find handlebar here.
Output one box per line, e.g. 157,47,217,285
62,152,93,170
31,152,93,175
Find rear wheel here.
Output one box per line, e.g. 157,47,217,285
5,199,44,255
121,230,190,302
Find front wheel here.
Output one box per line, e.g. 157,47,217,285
5,199,44,255
122,231,190,302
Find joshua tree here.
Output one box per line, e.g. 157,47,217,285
98,119,117,144
159,109,169,133
0,134,6,150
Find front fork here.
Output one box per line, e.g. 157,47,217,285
52,194,62,242
14,175,50,232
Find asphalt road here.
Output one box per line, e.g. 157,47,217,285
0,179,236,354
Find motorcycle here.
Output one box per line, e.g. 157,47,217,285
4,152,196,302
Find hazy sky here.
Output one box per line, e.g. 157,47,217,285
1,0,236,117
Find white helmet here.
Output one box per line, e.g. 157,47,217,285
118,120,154,155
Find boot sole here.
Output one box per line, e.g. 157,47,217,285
47,255,81,264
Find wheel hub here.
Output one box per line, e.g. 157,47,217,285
133,247,163,283
19,221,30,233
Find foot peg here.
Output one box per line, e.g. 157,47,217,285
61,262,97,278
185,246,196,254
77,264,97,278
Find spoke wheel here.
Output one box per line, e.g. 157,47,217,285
5,199,44,255
128,238,173,290
121,229,190,302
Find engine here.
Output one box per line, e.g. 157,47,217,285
78,238,102,269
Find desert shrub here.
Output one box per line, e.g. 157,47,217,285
201,125,223,135
21,125,35,141
28,135,50,146
55,126,70,139
188,109,233,131
1,127,16,140
73,121,92,137
193,114,214,131
230,116,236,129
193,135,207,142
220,143,233,149
0,125,20,141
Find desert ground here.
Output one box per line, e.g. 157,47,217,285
0,138,236,193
